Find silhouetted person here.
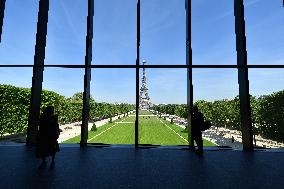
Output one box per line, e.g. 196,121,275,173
192,106,204,155
36,106,60,168
231,136,235,143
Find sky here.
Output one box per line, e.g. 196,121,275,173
0,0,283,104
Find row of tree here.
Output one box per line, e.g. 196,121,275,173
151,90,284,142
0,84,135,136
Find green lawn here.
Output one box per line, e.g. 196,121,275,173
64,117,131,143
138,115,188,145
159,118,215,146
63,113,215,146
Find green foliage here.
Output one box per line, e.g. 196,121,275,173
109,117,113,123
0,85,30,135
0,84,135,136
91,123,97,132
153,104,188,119
1,84,283,142
151,90,284,142
195,98,241,130
257,90,284,142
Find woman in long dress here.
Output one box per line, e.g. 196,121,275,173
36,106,60,166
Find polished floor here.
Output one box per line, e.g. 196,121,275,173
0,144,283,189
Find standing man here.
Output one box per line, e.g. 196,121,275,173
192,106,204,155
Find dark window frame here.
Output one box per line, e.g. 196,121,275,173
0,0,283,150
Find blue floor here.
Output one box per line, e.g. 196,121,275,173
0,144,283,189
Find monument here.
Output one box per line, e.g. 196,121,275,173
139,60,153,110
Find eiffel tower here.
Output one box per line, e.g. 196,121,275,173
139,60,152,110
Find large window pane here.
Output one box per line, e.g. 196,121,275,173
92,0,136,65
246,1,284,65
42,68,84,144
192,0,236,65
0,1,38,65
249,69,284,148
193,69,241,149
141,0,186,65
45,0,87,65
139,68,189,146
0,68,32,143
87,69,136,145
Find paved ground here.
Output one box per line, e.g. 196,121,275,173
203,128,243,149
0,145,283,189
163,114,284,149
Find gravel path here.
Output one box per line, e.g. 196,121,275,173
161,113,284,149
203,126,284,149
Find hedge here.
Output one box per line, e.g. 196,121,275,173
0,84,134,136
152,90,284,142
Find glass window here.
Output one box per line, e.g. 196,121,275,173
0,1,38,65
139,68,188,146
193,69,241,149
87,68,136,144
92,0,136,65
245,1,284,65
45,0,87,65
141,0,186,65
42,68,84,144
0,68,32,143
249,69,284,148
192,0,236,65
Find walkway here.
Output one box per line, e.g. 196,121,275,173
57,115,126,143
163,114,284,149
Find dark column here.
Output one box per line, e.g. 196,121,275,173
26,0,49,145
135,0,140,148
234,0,253,151
0,0,6,43
81,0,94,147
186,0,193,148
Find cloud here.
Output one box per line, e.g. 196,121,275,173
141,1,180,36
58,0,82,41
215,0,262,21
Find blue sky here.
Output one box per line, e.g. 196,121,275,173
0,0,283,104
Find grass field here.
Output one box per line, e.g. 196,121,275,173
64,111,215,146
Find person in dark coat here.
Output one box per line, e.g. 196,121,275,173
192,106,204,155
36,106,60,166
